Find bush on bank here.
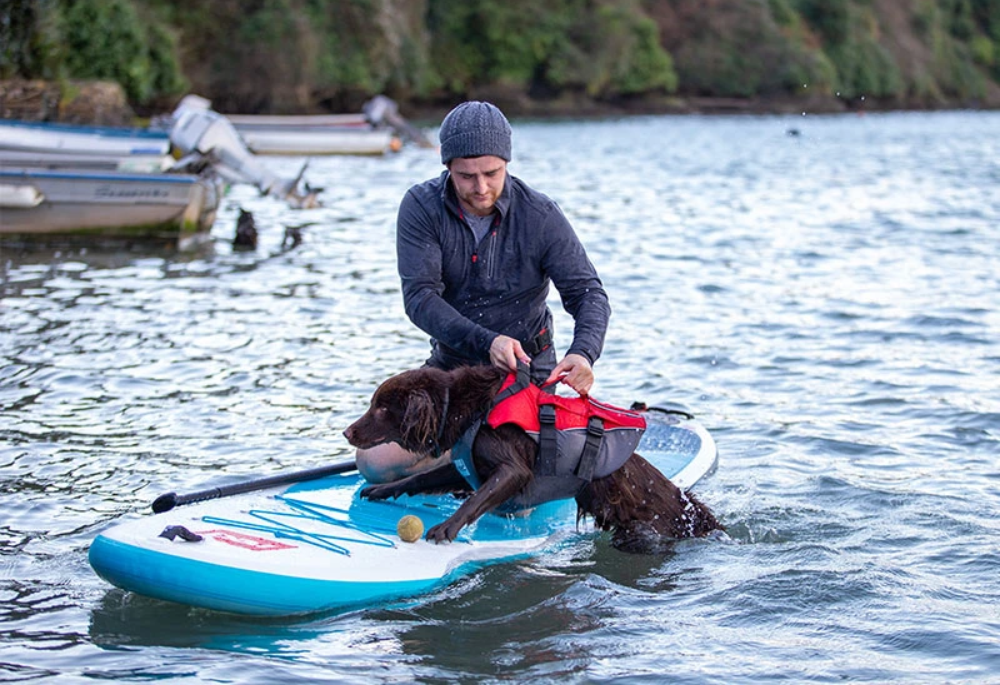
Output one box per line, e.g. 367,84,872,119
1,0,998,116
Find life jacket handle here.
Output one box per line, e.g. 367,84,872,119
490,360,535,408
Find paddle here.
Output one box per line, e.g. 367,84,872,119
151,460,358,513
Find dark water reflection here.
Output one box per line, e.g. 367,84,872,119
1,111,998,682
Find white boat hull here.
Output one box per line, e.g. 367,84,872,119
225,113,368,127
0,149,173,173
0,169,220,247
0,120,170,157
235,126,396,156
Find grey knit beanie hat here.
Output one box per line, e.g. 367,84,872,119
439,101,512,164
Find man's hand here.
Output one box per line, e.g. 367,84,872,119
489,334,532,371
546,353,594,396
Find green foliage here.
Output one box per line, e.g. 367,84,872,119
827,38,903,98
2,0,44,77
931,21,990,98
795,0,851,44
4,0,998,112
1,0,68,80
303,0,384,93
970,0,1000,40
768,0,800,27
902,0,995,99
945,0,976,38
970,34,995,64
670,0,837,98
590,3,677,95
427,0,573,92
138,13,187,97
794,2,905,99
58,0,185,104
967,0,1000,78
1,0,185,103
427,0,676,99
913,0,940,36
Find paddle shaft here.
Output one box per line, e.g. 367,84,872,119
151,460,357,513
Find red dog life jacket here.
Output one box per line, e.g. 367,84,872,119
457,367,647,511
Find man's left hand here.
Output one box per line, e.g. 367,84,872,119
546,353,594,396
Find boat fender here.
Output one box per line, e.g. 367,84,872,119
0,184,44,208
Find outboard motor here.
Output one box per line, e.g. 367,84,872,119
169,95,319,208
362,95,434,149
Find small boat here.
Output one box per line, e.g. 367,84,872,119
233,124,397,156
0,168,221,250
180,94,433,156
1,114,321,208
0,149,173,174
0,119,170,157
225,113,368,127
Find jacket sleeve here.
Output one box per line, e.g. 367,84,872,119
396,189,496,358
540,202,611,365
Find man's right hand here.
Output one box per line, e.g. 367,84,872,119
489,334,532,371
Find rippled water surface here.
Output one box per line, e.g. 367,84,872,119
2,111,998,683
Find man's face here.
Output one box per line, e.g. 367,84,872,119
448,156,507,217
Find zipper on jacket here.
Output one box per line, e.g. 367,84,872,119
486,229,498,279
486,214,500,279
469,214,499,278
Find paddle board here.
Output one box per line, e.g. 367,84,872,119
89,409,718,616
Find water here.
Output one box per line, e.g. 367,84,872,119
1,111,998,683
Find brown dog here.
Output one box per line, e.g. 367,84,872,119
344,365,722,550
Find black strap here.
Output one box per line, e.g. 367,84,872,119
537,404,558,476
490,360,533,409
159,525,203,543
630,402,695,421
575,416,605,481
523,327,553,357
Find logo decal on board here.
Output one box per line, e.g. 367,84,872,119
197,529,296,551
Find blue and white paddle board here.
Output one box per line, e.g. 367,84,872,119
89,410,718,616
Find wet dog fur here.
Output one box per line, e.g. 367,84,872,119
344,365,722,550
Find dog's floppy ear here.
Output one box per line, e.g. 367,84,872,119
401,388,438,450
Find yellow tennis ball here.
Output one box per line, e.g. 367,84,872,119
397,514,424,543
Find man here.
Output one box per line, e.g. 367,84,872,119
357,100,611,483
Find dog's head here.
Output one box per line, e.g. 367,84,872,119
344,367,452,455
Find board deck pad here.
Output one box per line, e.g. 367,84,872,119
89,411,718,616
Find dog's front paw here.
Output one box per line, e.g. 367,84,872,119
360,484,396,501
425,520,461,544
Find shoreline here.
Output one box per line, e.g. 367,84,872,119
2,79,998,128
402,90,1000,125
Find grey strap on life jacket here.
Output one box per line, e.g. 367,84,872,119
537,404,558,476
574,415,605,482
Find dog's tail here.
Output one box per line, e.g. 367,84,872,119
575,453,722,546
